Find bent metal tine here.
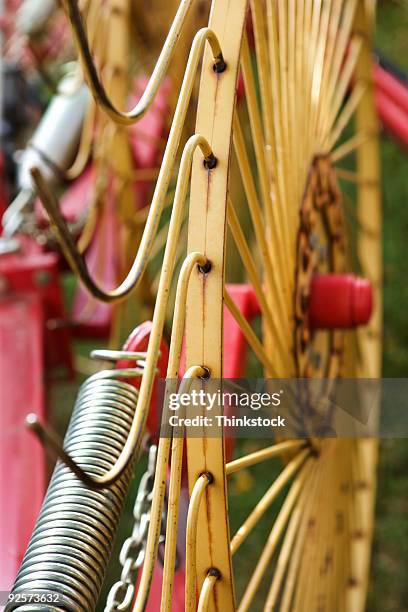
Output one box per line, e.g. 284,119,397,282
197,571,221,612
135,365,206,612
31,135,215,493
62,0,226,125
31,27,222,304
185,473,213,612
26,366,143,490
159,253,207,610
90,349,149,361
135,252,208,611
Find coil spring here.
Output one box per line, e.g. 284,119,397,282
6,369,140,612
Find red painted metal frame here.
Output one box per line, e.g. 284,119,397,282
0,237,72,591
374,64,408,148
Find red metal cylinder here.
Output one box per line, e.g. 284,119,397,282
309,273,373,330
374,65,408,148
374,65,408,116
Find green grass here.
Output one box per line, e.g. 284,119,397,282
367,2,408,611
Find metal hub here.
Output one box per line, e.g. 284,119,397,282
294,156,347,379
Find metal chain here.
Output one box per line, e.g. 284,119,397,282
105,444,160,612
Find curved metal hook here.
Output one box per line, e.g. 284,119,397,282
31,25,222,304
62,0,226,125
29,135,215,490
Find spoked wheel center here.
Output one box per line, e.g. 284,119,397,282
294,155,347,379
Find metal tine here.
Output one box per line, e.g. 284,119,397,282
61,0,225,126
26,356,145,490
87,367,145,379
31,137,215,493
26,413,110,490
26,410,135,491
90,349,159,372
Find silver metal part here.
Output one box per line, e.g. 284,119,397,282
2,190,34,237
0,236,21,255
5,370,140,612
16,71,89,192
2,69,89,237
16,0,57,37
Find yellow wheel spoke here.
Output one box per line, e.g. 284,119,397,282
226,440,307,475
224,289,279,376
331,131,373,162
238,459,315,612
231,449,311,555
233,114,291,333
241,34,291,280
326,81,368,150
227,198,292,372
264,461,318,610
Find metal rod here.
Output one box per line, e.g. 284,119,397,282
62,0,225,125
230,449,310,555
160,253,207,610
326,81,367,151
185,473,213,612
31,135,215,493
197,570,220,612
90,349,148,361
264,462,316,610
226,440,307,475
331,131,373,163
136,253,207,612
238,459,314,612
227,198,290,373
223,289,278,376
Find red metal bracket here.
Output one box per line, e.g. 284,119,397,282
0,236,72,590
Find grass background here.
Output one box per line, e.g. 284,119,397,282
367,2,408,610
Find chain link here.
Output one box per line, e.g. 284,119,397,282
105,444,159,612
